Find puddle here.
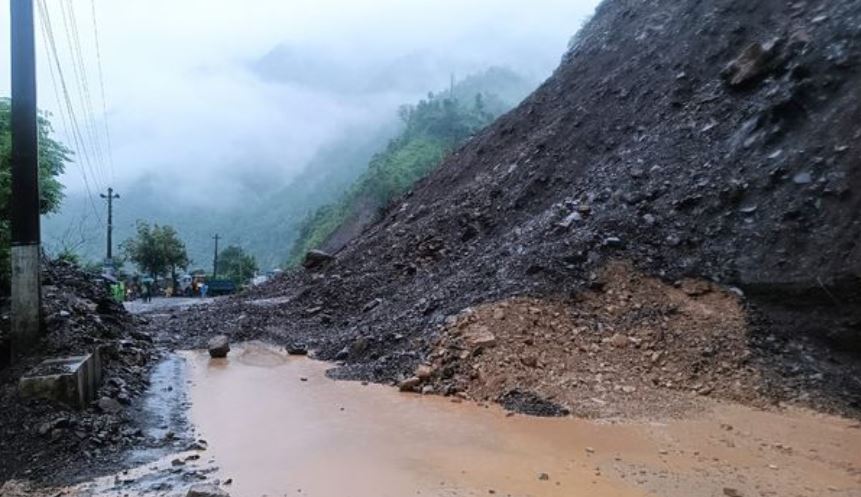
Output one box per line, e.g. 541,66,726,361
182,342,861,497
36,342,861,497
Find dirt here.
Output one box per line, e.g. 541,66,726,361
5,0,861,491
421,262,861,418
0,261,162,484
150,0,861,421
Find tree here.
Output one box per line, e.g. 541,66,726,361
0,98,71,292
121,221,189,280
217,245,257,285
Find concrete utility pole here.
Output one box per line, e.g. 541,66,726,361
100,188,120,263
212,234,220,278
10,0,42,357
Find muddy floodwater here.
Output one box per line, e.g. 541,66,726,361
179,342,861,497
34,341,859,497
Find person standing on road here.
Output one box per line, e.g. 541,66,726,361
200,282,208,298
142,280,151,303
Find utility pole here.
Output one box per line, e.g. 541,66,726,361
212,234,220,278
100,188,120,264
10,0,42,357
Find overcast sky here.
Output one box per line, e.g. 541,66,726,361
0,0,599,204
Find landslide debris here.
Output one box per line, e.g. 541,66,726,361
422,262,857,418
0,261,157,483
160,0,861,418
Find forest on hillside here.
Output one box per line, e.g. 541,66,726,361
43,67,534,270
287,72,516,263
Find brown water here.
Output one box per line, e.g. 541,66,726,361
180,342,861,497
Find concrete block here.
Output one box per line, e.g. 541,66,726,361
19,351,101,408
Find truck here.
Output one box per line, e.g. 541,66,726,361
206,279,237,296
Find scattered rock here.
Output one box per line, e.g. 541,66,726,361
416,364,434,380
792,172,813,184
186,484,230,497
467,328,497,349
609,333,629,348
335,347,350,361
97,396,122,414
399,377,422,392
722,38,783,87
286,344,308,355
302,250,334,270
208,335,230,358
362,298,383,313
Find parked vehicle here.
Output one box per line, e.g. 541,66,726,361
207,279,237,296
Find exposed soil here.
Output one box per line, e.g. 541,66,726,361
152,0,861,421
4,0,861,491
422,262,861,418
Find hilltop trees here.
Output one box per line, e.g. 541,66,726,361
0,98,71,290
288,84,506,263
217,245,258,285
121,221,189,279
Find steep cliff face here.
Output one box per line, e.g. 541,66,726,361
165,0,861,416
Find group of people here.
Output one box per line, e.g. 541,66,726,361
191,280,209,298
107,276,210,303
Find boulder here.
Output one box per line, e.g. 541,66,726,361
186,484,230,497
467,327,497,349
208,335,230,358
722,38,783,87
97,396,123,413
302,249,334,270
286,344,308,355
415,364,434,380
399,376,422,392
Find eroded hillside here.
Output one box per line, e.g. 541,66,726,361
161,0,861,417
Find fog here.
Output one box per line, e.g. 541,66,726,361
0,0,598,205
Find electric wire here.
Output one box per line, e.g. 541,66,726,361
89,0,115,185
57,0,108,188
36,0,104,224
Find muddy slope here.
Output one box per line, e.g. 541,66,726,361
163,0,861,415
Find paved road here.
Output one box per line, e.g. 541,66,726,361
123,297,218,315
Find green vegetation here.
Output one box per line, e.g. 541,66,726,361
288,74,517,264
120,221,189,279
0,98,71,291
217,245,258,285
41,67,534,270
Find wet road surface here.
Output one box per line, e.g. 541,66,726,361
123,297,217,315
24,342,861,497
184,343,861,497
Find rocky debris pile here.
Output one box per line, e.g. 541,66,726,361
0,259,133,358
421,263,861,417
0,260,157,484
158,0,860,418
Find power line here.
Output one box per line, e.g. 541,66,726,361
57,0,108,188
89,0,115,185
36,0,104,223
